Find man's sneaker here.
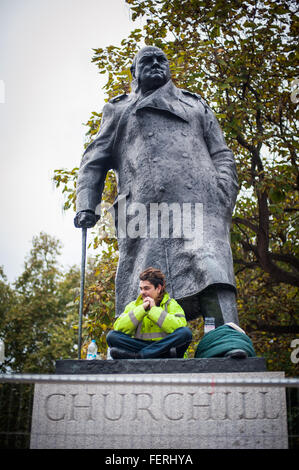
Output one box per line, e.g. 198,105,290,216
110,348,141,360
224,349,248,359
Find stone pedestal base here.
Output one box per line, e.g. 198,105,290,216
30,371,288,449
55,357,267,374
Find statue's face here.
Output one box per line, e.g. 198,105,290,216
136,49,170,93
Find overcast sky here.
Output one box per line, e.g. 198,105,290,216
0,0,140,283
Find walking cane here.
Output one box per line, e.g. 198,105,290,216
78,227,87,360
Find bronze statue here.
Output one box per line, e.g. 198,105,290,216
75,46,239,326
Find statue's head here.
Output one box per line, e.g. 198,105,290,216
130,46,171,93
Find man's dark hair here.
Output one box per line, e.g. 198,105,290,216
139,267,166,290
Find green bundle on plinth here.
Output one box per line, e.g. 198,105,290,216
195,323,256,358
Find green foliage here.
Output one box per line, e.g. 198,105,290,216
53,167,78,212
53,0,298,374
79,249,118,359
236,268,298,375
0,233,80,373
0,383,33,448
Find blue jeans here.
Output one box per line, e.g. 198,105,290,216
106,327,192,359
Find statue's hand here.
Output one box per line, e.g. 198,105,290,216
74,210,97,228
217,176,235,209
217,177,230,203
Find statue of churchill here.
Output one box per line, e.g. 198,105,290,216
75,46,240,327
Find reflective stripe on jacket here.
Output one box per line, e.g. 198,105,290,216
113,292,187,341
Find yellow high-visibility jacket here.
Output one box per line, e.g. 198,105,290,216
113,292,187,341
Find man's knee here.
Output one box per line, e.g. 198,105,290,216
106,329,121,347
176,327,192,342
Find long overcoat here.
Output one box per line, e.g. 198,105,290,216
76,80,239,320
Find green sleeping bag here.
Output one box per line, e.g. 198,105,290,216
195,324,256,358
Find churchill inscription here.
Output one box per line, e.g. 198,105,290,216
30,372,288,449
44,389,280,423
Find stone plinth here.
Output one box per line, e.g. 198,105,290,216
30,371,288,449
55,357,267,374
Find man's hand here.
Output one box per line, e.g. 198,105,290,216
74,210,97,229
143,296,155,311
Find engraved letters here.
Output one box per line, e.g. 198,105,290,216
69,393,95,421
132,392,158,421
45,393,66,421
163,392,184,421
188,391,212,421
32,373,288,449
102,393,126,421
43,389,282,423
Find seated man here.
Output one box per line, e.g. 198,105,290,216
107,267,192,359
